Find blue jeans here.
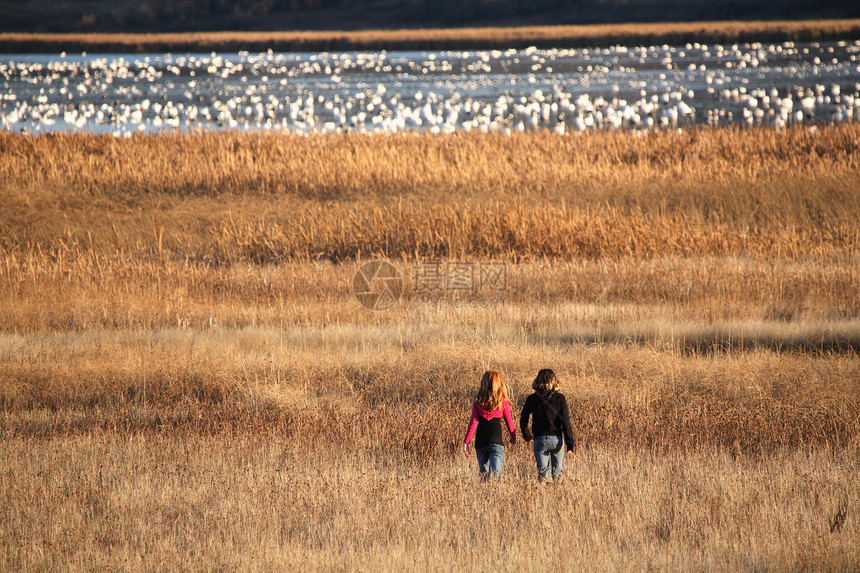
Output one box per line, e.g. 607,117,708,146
475,444,505,480
533,434,564,482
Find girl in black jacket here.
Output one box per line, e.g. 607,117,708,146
520,369,575,483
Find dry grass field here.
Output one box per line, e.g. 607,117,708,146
1,126,859,570
2,19,860,53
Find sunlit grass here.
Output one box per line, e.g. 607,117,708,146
1,126,858,570
1,19,859,52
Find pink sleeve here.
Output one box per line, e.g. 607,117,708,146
464,405,479,444
503,400,516,436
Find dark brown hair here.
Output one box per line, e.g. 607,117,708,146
532,369,559,392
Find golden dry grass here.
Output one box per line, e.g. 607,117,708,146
2,326,858,450
2,326,858,569
2,19,860,52
2,434,857,570
3,127,859,261
1,127,859,570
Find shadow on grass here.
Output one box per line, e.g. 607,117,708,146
553,328,860,355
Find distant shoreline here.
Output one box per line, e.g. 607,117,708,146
2,19,860,54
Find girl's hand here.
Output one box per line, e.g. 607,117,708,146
462,443,471,457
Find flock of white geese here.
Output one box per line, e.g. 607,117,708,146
2,40,859,135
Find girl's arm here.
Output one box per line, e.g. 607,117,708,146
463,405,479,445
560,396,575,451
503,400,516,444
519,395,534,442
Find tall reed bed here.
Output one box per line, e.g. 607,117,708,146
1,254,858,337
2,326,858,452
2,127,859,570
2,18,860,52
2,127,859,260
2,432,857,571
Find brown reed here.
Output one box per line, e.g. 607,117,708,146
2,126,860,570
2,127,858,262
2,19,860,53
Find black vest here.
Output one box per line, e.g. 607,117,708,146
475,417,504,448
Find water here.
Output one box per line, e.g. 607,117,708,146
2,40,860,135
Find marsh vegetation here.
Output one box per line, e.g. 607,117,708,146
1,126,858,570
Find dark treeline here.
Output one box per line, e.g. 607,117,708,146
3,0,860,33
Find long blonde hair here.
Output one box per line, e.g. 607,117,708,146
474,370,508,411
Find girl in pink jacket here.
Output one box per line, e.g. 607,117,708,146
463,370,517,480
